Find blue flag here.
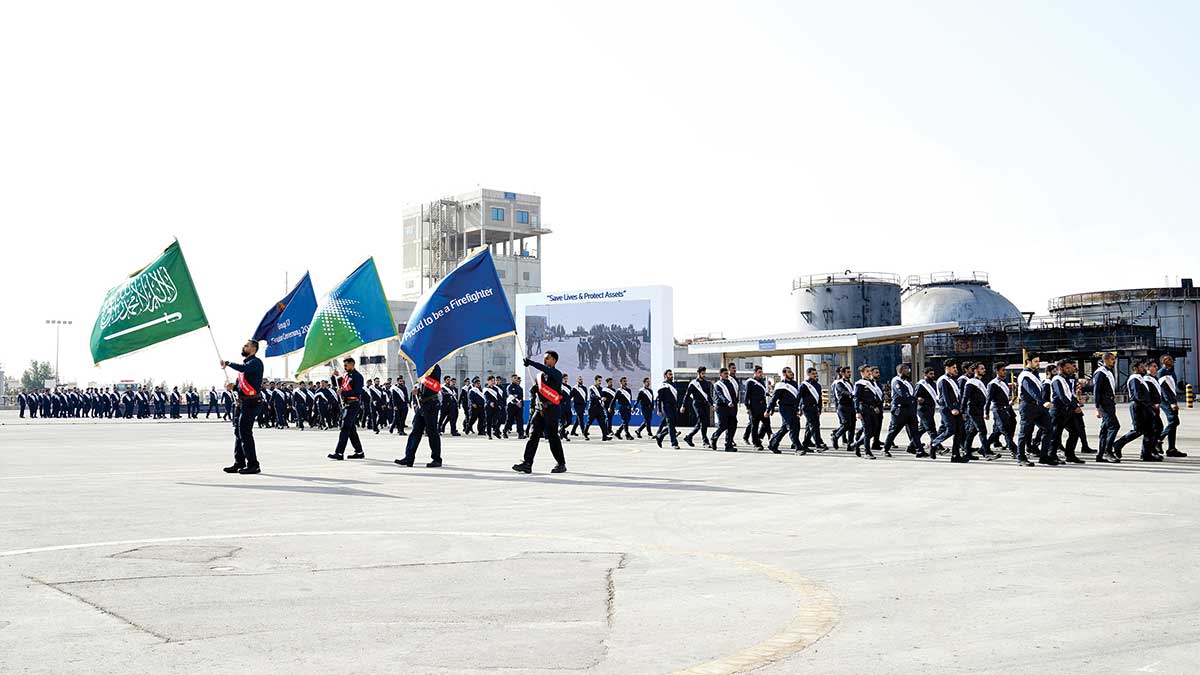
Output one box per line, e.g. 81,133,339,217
296,258,397,374
252,272,318,357
399,249,516,378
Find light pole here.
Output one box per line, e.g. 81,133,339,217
45,319,72,385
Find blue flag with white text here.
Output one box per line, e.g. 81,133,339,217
252,272,318,357
399,249,516,378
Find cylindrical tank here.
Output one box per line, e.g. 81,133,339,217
792,272,903,387
1049,280,1200,388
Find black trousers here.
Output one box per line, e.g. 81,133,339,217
1053,410,1082,459
832,405,855,446
585,402,610,437
744,404,768,446
571,401,586,433
439,404,459,434
392,403,409,433
1097,406,1120,455
335,404,363,455
769,407,802,450
1160,405,1179,450
656,405,679,446
914,407,937,447
884,406,918,449
963,410,989,452
615,406,632,436
233,399,260,468
505,404,525,436
1018,406,1052,459
685,402,709,443
523,406,565,467
854,411,883,450
403,404,441,463
801,407,824,447
713,406,738,448
635,403,653,436
932,409,964,452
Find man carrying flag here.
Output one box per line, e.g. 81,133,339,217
397,248,520,466
294,258,397,461
395,364,444,468
220,339,265,474
329,357,366,460
513,350,568,474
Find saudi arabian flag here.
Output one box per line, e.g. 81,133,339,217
89,240,210,364
295,257,397,375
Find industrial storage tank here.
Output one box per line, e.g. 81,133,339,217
1050,280,1199,387
792,272,902,385
901,272,1024,327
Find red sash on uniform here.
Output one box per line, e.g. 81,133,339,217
537,375,562,405
421,376,443,392
237,373,257,397
340,374,357,400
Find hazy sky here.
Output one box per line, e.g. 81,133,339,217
3,1,1198,387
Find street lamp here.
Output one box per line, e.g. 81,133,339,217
45,319,72,385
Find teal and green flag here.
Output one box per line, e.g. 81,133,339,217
89,240,210,364
296,257,397,375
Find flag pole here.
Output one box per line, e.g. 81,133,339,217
208,326,230,384
283,270,290,381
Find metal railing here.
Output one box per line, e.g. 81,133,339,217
793,272,901,290
903,271,990,288
1049,286,1200,311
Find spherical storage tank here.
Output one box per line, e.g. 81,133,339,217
901,272,1023,326
792,272,903,383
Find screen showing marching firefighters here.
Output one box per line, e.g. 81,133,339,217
523,299,652,390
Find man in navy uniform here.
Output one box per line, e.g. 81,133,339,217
569,376,588,436
883,364,918,456
1016,355,1051,466
220,339,265,474
635,377,655,439
613,376,635,440
467,377,487,436
329,357,366,460
391,376,409,435
1157,355,1185,457
292,383,308,430
1144,360,1166,458
1113,360,1151,460
766,367,802,454
1092,351,1121,462
798,367,827,452
1049,359,1087,464
439,376,460,436
830,367,856,450
710,368,739,451
681,367,712,448
961,362,995,460
583,375,610,441
742,366,770,450
17,390,27,418
912,367,938,457
396,365,444,468
655,370,681,448
931,359,967,462
985,362,1018,457
504,374,527,439
850,365,883,459
513,351,568,474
